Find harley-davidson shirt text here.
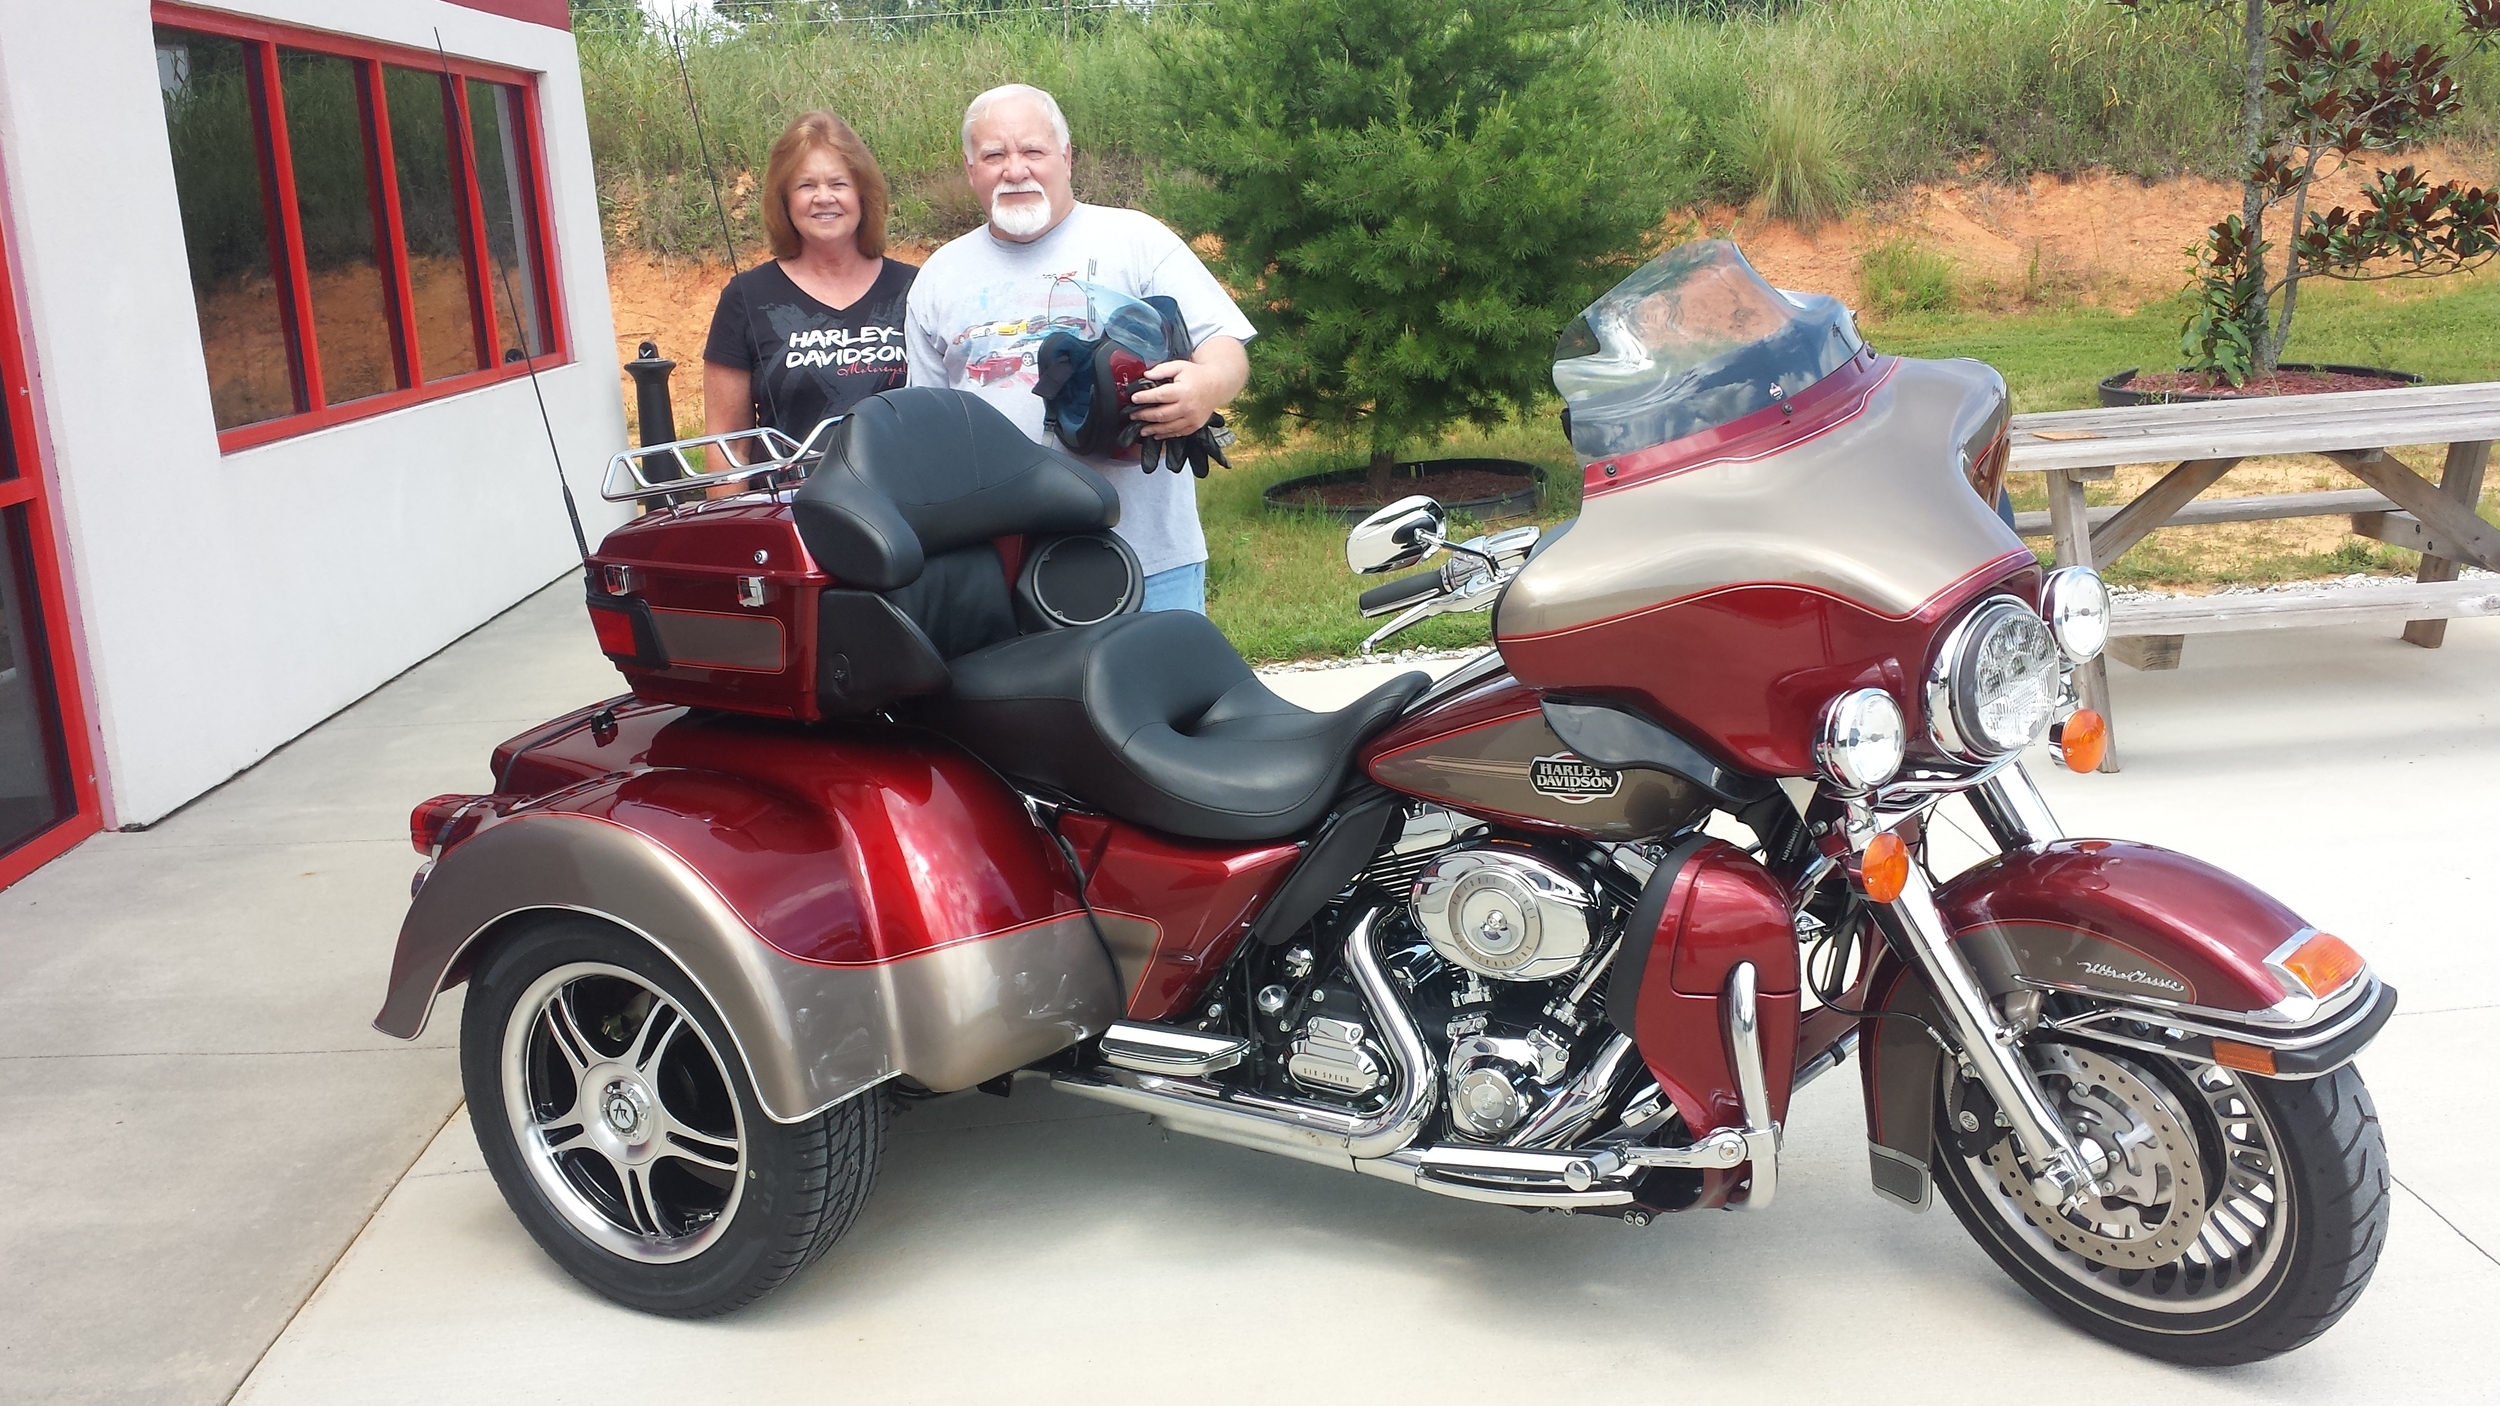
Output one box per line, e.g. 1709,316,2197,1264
704,258,916,442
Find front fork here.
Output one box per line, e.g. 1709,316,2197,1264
1841,765,2104,1208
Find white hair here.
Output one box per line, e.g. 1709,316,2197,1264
961,83,1070,161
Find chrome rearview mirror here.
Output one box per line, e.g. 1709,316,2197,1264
1345,495,1447,575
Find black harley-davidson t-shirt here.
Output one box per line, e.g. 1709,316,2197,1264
703,258,915,440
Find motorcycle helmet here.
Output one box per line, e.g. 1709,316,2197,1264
1027,281,1171,456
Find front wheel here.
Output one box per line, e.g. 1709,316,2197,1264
1932,1040,2387,1365
460,915,884,1316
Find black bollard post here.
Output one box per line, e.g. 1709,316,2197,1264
622,340,682,484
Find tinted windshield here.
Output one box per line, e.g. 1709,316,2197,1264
1553,239,1862,459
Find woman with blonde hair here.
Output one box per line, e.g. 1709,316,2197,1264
703,110,913,446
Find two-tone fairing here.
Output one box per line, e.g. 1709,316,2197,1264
1500,240,2025,776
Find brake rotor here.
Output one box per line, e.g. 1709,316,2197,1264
1979,1045,2209,1269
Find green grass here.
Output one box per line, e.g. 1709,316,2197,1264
1859,236,1959,316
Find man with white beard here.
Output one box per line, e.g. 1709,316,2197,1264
903,83,1251,614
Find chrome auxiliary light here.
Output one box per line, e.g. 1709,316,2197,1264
1816,687,1906,792
2040,566,2111,661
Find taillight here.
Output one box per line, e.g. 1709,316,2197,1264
588,601,639,657
410,793,484,854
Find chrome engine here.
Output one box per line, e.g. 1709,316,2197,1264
1243,810,1650,1152
1288,1016,1387,1097
1411,844,1596,981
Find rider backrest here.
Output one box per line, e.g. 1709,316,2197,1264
792,389,1122,715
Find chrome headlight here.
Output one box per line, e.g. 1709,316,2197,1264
2040,566,2110,661
1926,598,2060,761
1816,688,1906,792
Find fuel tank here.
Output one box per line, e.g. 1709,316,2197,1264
1361,669,1710,841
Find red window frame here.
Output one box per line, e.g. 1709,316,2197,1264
153,3,571,454
0,177,104,891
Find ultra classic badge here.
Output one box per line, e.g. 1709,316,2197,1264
1529,752,1620,804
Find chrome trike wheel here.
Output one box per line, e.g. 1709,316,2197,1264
460,916,883,1317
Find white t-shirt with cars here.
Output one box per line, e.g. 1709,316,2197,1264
903,203,1255,577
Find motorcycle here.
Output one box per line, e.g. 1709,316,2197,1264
375,240,2393,1362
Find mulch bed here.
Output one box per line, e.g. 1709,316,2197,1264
2123,368,2415,397
1273,467,1534,510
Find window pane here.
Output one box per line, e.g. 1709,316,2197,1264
155,27,299,431
466,79,548,360
279,50,399,403
384,67,482,382
0,506,75,860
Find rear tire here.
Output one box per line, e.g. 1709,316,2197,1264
459,916,884,1317
1932,1043,2387,1365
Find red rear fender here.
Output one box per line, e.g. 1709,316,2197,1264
374,718,1113,1116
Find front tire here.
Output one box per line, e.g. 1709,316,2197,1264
459,916,884,1316
1932,1041,2387,1365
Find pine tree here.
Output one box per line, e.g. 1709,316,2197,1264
1154,0,1673,496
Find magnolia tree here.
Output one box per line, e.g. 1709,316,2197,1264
1154,0,1668,496
2121,0,2500,383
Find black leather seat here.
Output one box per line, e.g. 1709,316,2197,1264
923,611,1429,842
796,388,1426,841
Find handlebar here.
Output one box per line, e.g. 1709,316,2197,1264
1359,570,1445,615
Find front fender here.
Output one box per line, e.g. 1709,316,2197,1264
1936,839,2360,1023
375,762,1117,1120
1858,838,2393,1209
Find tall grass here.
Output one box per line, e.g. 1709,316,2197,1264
580,0,2500,256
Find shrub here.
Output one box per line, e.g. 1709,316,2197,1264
1153,0,1675,496
1742,80,1856,225
1860,237,1960,314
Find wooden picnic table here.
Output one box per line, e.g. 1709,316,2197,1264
2005,380,2500,771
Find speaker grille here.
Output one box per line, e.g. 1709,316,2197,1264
1031,535,1134,625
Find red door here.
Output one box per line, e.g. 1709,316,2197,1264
0,191,100,889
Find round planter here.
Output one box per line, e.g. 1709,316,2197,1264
1261,457,1544,524
2097,363,2423,407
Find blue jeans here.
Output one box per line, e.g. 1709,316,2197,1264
1140,561,1207,614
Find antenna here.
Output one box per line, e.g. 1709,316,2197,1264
664,15,782,454
669,22,742,279
433,29,591,570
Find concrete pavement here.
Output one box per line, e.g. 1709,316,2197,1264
0,578,617,1405
5,580,2496,1402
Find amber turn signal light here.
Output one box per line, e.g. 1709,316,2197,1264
2053,709,2108,772
2283,931,2366,998
2210,1039,2278,1076
1859,831,1910,904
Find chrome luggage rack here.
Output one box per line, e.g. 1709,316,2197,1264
599,417,842,503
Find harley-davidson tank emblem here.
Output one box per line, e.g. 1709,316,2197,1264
1529,753,1620,803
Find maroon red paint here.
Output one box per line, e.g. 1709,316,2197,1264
1058,814,1302,1021
1501,554,2040,777
1935,838,2307,1011
1626,841,1801,1135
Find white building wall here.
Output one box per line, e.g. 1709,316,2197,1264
0,0,628,825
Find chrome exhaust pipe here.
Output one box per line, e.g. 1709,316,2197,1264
1051,908,1437,1172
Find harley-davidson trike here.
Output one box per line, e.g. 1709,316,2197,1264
375,241,2392,1362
